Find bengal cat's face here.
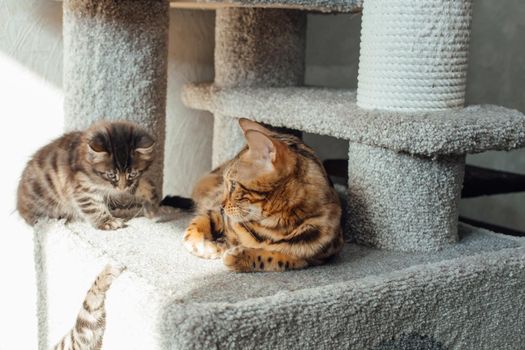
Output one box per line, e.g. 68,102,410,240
221,120,296,222
85,122,155,192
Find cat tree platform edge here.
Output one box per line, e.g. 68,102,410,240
182,83,525,157
55,0,363,13
34,212,525,349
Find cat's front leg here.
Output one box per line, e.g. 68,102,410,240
73,189,125,230
134,177,159,219
183,211,227,259
223,246,308,272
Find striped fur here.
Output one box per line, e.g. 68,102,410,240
17,121,159,230
51,265,125,350
183,119,344,272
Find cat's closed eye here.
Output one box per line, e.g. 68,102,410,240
106,171,118,181
127,169,140,180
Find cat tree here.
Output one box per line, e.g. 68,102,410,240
35,0,525,349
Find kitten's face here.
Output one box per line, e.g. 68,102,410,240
84,122,155,192
222,120,295,222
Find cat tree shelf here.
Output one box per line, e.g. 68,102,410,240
54,0,363,12
182,83,525,157
171,0,362,12
34,215,525,348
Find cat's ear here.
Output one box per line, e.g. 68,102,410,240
87,140,109,162
135,134,155,155
245,130,281,164
87,139,106,153
239,118,272,135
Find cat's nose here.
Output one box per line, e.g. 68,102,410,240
117,177,127,190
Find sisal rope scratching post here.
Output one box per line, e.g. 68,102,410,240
212,8,306,167
349,0,473,252
356,0,472,112
63,0,169,192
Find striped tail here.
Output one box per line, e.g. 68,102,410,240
51,264,125,350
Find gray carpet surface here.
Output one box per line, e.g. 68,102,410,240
348,144,465,252
35,213,525,349
63,0,169,191
176,0,363,13
212,8,306,165
182,83,525,156
46,212,520,303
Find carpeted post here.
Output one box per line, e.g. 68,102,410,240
348,144,466,251
350,0,473,251
63,0,169,193
212,8,306,167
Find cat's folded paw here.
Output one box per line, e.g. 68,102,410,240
223,246,252,272
183,234,226,259
97,217,126,231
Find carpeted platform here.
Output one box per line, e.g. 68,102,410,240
182,83,525,157
34,212,525,349
171,0,363,13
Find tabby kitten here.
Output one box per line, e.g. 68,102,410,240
183,119,344,272
17,121,158,230
51,264,124,350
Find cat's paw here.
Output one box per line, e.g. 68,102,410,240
97,217,126,231
183,232,226,259
223,246,252,272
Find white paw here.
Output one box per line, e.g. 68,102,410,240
183,234,225,259
98,217,125,230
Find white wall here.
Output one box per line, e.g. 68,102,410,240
0,1,64,349
164,10,215,197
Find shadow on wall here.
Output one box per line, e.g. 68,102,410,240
164,9,215,197
461,0,525,231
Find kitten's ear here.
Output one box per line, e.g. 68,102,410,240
135,134,155,155
87,140,109,162
245,130,280,163
239,118,272,135
88,139,106,153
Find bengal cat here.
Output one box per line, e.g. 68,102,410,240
183,119,344,272
51,264,124,350
17,121,159,230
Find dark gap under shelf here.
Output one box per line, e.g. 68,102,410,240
323,159,525,198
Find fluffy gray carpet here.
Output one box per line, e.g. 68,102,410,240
182,83,525,157
211,8,306,166
34,213,525,349
63,0,169,191
174,0,363,13
348,144,465,251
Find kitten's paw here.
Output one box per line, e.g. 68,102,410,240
223,246,252,272
183,232,226,259
97,217,126,231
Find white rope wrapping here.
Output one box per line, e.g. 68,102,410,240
356,0,473,111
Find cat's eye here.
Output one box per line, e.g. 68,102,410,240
107,172,117,181
127,170,139,180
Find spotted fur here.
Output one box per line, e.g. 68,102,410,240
184,119,344,272
17,121,159,230
51,264,125,350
